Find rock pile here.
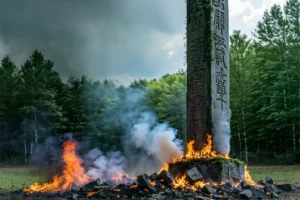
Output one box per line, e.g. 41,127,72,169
14,169,300,200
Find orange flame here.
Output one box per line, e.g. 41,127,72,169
111,170,136,184
244,165,258,186
87,190,102,197
173,174,223,191
160,135,229,172
23,141,90,193
158,135,260,190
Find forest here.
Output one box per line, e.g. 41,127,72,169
1,1,300,165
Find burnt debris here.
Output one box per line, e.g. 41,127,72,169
13,168,300,200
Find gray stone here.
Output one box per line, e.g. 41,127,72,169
71,183,80,192
241,181,251,189
224,180,234,189
277,183,295,192
211,194,223,199
150,172,158,181
94,185,110,190
103,180,115,187
233,184,242,193
72,194,78,200
265,175,274,185
186,167,203,183
195,196,211,200
83,178,101,188
151,194,166,200
257,179,266,186
186,0,230,153
163,188,172,195
202,185,216,194
169,160,245,183
137,174,156,192
239,189,252,199
81,179,103,192
184,192,195,198
263,185,272,193
271,192,280,198
174,192,184,198
252,188,268,199
158,170,175,185
272,186,281,194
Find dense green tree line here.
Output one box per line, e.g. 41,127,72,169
230,0,300,164
1,0,300,164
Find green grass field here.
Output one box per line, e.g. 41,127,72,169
0,165,299,198
248,165,300,185
0,167,46,193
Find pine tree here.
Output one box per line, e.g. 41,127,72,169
0,56,21,162
19,50,63,157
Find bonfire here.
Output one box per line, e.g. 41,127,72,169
21,136,298,200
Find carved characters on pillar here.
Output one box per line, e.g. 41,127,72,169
216,68,227,109
187,0,208,149
214,34,227,69
192,68,205,94
191,3,205,35
213,0,228,110
190,38,205,68
214,10,225,34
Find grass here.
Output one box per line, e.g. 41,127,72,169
248,165,300,185
248,165,300,200
0,167,46,193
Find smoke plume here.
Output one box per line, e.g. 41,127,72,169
212,110,231,155
84,89,183,180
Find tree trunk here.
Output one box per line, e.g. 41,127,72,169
237,122,241,159
283,89,287,109
24,126,27,164
293,124,296,151
34,111,38,142
30,141,33,155
242,104,248,163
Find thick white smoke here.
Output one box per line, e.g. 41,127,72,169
124,112,183,175
212,109,231,155
85,89,183,181
85,148,127,182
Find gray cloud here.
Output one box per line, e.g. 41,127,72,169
0,0,186,84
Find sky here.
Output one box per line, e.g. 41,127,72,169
0,0,287,86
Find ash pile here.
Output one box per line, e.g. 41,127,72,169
17,168,300,200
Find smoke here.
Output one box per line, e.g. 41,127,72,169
85,89,183,180
29,87,183,182
212,110,231,155
29,136,63,180
84,148,127,182
123,112,183,175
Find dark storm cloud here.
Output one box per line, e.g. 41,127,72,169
0,0,185,84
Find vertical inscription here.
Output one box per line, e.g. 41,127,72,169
186,0,230,154
187,0,210,150
212,0,228,110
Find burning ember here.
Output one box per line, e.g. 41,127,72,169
21,136,299,199
112,170,136,185
160,135,229,172
23,141,90,193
